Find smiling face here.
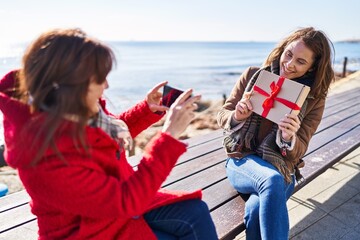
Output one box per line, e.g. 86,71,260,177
279,39,315,79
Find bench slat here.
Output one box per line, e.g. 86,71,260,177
165,159,227,192
0,191,31,213
128,129,223,167
182,129,224,147
0,220,37,240
299,125,360,189
318,103,360,131
210,196,246,240
0,204,35,234
325,87,360,108
202,178,239,211
163,149,225,186
307,126,357,155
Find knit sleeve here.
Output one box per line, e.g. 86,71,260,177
120,100,164,138
99,98,164,138
0,70,18,95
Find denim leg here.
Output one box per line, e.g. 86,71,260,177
226,155,295,240
244,193,261,240
242,176,295,240
144,199,218,240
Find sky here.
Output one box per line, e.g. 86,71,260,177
1,0,360,46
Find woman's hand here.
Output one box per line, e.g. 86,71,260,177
145,81,169,113
278,113,301,141
233,92,253,121
162,89,201,139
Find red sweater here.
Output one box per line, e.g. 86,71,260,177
0,71,201,239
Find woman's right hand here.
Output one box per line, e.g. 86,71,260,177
162,89,201,139
233,92,253,121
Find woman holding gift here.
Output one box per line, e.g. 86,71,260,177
217,27,334,240
0,28,219,239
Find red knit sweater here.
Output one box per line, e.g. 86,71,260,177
0,71,201,239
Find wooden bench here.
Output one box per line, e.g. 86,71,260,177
1,85,360,240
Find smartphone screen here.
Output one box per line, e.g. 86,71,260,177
162,85,184,107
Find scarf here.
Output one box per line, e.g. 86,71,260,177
223,61,313,183
89,107,133,153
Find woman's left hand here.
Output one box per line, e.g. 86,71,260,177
278,113,301,141
145,81,169,113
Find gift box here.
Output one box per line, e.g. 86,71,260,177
250,70,310,124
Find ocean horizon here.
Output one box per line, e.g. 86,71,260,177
1,41,360,115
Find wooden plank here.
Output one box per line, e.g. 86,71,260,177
325,87,360,108
202,178,239,211
163,149,226,186
128,129,223,167
182,129,223,147
322,96,360,119
175,139,223,165
0,204,35,234
306,114,360,154
0,220,37,240
0,191,30,213
0,190,35,236
165,159,227,192
296,125,360,192
317,104,360,132
210,196,246,240
307,126,354,155
322,89,360,118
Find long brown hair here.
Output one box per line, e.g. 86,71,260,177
264,27,335,98
19,28,115,165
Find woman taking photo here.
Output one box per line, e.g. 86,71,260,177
0,28,218,239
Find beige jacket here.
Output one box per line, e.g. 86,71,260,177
217,66,326,169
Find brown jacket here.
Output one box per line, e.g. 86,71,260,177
217,66,326,170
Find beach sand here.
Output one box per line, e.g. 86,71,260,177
0,70,359,195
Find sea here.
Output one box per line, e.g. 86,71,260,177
1,41,360,113
0,41,360,142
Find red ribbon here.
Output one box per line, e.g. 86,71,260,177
253,76,301,118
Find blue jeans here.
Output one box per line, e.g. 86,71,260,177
226,155,295,240
144,199,218,240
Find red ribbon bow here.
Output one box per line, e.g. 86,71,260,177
253,76,301,118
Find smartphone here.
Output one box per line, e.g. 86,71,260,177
161,85,185,107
